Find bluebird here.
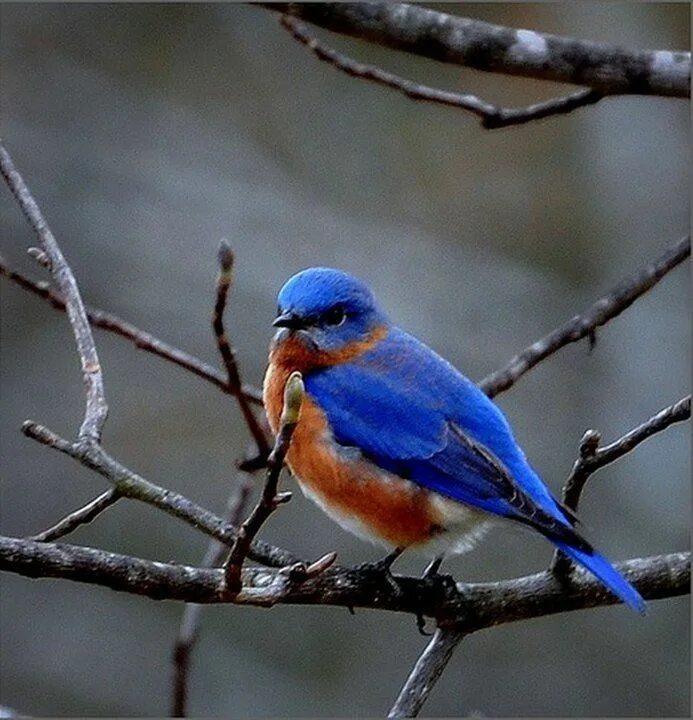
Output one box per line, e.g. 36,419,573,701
263,267,645,613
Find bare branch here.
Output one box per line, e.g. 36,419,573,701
589,395,691,471
172,472,252,718
0,535,687,626
0,256,264,406
552,396,690,576
0,141,108,443
281,16,604,130
21,420,300,569
263,2,691,97
480,236,690,397
564,395,691,512
224,372,304,593
388,627,466,718
29,489,121,543
212,240,271,456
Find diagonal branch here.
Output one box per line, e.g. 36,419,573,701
480,236,690,397
20,420,299,569
0,256,264,406
262,2,691,98
0,141,108,443
281,16,604,130
224,372,304,593
28,489,121,543
388,626,466,718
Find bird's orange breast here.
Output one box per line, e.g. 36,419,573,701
263,343,443,548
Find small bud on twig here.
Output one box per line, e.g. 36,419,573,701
217,238,234,277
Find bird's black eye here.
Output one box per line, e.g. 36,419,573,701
323,304,346,327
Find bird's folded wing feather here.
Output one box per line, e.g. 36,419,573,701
305,329,585,546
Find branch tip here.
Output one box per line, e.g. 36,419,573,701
217,238,234,275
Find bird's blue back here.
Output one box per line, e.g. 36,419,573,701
306,327,559,519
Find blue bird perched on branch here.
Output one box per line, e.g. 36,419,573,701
263,267,645,614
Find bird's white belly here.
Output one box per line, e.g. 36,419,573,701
297,473,492,558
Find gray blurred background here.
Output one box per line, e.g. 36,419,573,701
0,3,689,717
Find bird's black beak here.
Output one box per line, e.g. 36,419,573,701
273,311,306,330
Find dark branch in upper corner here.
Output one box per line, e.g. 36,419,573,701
262,2,690,98
0,256,264,406
280,16,603,129
480,236,690,398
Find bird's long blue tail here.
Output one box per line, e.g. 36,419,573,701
554,541,646,614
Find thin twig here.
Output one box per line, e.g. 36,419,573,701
212,240,271,458
480,236,690,397
0,256,264,406
0,141,108,442
20,420,300,569
388,627,466,718
281,16,604,130
563,395,691,513
1,535,687,624
28,489,121,543
224,372,304,593
551,396,691,575
171,472,252,718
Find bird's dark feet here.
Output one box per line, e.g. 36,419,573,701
353,547,403,593
416,557,457,635
355,547,403,575
421,557,457,593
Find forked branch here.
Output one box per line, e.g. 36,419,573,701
263,2,690,97
281,15,604,130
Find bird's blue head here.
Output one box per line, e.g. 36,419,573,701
273,267,389,354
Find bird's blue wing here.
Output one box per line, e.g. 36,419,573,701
305,328,581,541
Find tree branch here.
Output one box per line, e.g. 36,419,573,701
171,472,252,718
563,395,691,513
0,535,687,626
0,256,264,406
0,141,108,443
224,372,304,592
28,489,121,543
552,396,691,575
212,240,271,456
388,627,466,718
20,420,299,569
262,2,691,98
281,15,604,130
480,236,690,397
